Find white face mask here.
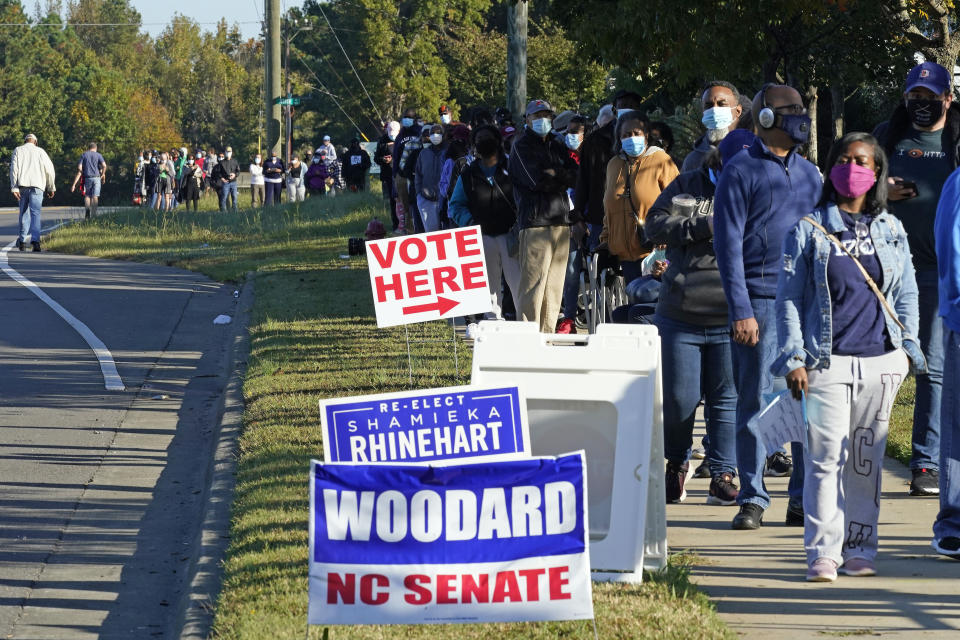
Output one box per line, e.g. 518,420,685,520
565,133,582,150
441,113,452,124
225,152,232,159
255,156,261,163
429,133,443,146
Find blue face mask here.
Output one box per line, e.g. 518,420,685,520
702,106,735,131
401,117,414,128
621,135,646,157
565,133,582,150
530,117,553,136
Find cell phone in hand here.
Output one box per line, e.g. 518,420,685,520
895,179,919,197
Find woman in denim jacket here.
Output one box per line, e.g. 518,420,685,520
773,132,926,582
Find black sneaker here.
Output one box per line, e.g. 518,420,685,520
765,451,793,477
15,238,24,251
786,499,804,526
693,459,711,478
665,461,688,504
707,473,739,506
31,241,41,253
932,536,960,559
910,468,940,496
732,503,764,530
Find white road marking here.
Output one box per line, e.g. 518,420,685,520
1,223,125,391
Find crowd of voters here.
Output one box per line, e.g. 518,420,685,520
10,58,960,583
129,134,372,212
365,61,960,583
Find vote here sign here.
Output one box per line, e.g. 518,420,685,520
308,453,594,626
365,226,493,328
320,385,529,465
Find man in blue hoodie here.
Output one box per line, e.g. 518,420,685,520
933,164,960,559
714,84,822,530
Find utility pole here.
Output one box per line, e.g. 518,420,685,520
265,0,282,158
506,0,528,124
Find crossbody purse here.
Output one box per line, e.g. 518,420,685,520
802,216,906,331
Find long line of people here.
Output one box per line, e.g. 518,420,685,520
131,135,371,211
383,59,960,580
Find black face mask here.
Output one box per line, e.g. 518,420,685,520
475,137,500,158
906,98,945,128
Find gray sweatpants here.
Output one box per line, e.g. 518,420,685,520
803,349,909,566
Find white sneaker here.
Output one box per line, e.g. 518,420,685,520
465,323,479,340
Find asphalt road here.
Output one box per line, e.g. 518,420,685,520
0,208,241,639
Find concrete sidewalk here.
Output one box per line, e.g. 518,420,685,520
668,445,959,637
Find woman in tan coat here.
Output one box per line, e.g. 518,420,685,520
601,112,679,282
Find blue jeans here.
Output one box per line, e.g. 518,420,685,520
657,314,737,476
562,237,585,320
935,328,960,539
17,187,43,242
912,269,943,471
731,297,805,508
220,181,238,211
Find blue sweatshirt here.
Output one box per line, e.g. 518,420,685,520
936,167,960,333
714,139,821,321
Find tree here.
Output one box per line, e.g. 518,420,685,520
880,0,960,70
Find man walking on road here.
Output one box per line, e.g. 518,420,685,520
10,133,56,252
70,142,107,219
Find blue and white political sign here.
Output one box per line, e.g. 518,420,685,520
308,452,593,625
319,385,530,465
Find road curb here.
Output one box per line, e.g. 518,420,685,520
175,272,254,639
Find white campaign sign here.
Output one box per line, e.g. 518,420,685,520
365,226,493,328
471,321,667,583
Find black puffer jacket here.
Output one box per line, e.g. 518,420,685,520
508,128,578,229
644,167,728,327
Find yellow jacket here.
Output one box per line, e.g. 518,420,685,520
601,148,678,262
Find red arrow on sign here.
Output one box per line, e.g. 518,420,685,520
401,296,460,316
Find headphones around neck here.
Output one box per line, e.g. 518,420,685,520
757,83,777,129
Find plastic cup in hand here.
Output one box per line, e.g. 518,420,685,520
671,194,697,217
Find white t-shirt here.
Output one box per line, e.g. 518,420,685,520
249,163,264,185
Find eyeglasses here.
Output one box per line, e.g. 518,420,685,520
774,104,807,115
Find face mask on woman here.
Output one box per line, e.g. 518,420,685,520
429,133,443,146
401,117,414,128
621,135,647,157
701,106,735,130
441,113,452,125
255,156,262,164
565,133,582,150
829,162,877,198
530,117,552,136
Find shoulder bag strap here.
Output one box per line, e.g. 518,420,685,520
802,216,906,331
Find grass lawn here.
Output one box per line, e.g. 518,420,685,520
45,193,733,640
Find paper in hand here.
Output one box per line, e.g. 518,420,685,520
749,390,807,454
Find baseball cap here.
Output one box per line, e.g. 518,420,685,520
500,125,517,139
439,104,451,114
225,146,233,152
323,135,331,141
718,129,757,165
524,99,554,117
905,61,951,95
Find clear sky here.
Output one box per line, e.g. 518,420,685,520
129,0,291,40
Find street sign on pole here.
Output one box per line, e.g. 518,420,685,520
274,96,302,106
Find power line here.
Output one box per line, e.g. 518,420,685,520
315,2,384,124
0,21,262,27
294,49,372,142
